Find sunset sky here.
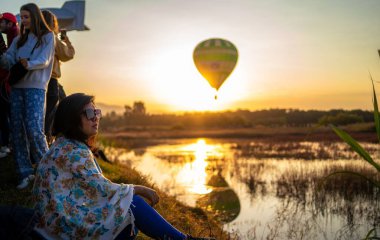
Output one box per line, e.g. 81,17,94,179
3,0,380,113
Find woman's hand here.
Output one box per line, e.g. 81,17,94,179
133,185,160,206
63,36,71,44
20,58,28,68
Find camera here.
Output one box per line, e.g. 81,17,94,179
60,29,67,40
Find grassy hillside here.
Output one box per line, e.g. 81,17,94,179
0,154,231,239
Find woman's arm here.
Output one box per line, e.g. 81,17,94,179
69,145,134,201
133,185,160,206
55,35,75,62
70,147,158,207
0,34,6,54
27,32,55,70
0,36,18,69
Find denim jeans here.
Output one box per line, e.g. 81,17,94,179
0,197,186,239
118,195,186,240
10,88,48,179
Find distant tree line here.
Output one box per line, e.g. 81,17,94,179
100,101,373,131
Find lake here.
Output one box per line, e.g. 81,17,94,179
104,138,380,240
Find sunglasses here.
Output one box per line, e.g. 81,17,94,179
82,108,102,120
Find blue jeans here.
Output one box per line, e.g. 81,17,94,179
116,195,186,240
10,88,48,179
0,197,186,239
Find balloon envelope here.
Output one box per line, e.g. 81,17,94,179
193,38,238,91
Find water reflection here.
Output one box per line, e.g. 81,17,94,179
197,186,241,223
104,139,380,239
176,139,213,195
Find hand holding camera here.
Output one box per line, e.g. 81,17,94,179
60,29,67,41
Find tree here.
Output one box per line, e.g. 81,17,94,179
124,105,132,117
132,101,146,115
318,112,364,126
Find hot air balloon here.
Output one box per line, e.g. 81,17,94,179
193,38,238,99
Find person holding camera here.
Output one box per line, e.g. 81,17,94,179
41,10,75,145
0,3,54,189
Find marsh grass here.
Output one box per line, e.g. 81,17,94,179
103,136,380,239
323,78,380,239
232,141,379,160
223,154,379,239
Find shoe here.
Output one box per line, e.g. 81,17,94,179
0,151,7,158
17,174,35,189
0,146,11,154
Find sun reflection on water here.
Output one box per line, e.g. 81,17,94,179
104,139,380,239
176,139,213,194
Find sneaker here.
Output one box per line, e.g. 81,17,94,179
16,174,35,190
0,151,7,158
0,146,11,154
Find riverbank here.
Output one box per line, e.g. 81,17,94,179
0,154,230,239
101,123,377,146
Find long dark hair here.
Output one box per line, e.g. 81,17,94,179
53,93,95,146
17,3,51,48
41,10,59,34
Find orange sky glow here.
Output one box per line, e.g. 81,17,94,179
4,0,380,113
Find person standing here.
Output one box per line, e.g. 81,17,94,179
42,10,75,145
0,12,19,46
0,12,19,157
0,33,7,159
0,3,55,189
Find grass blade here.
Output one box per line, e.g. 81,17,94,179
320,171,380,189
370,75,380,144
331,125,380,172
363,228,376,240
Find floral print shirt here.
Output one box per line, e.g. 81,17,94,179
32,137,134,240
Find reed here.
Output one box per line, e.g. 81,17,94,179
324,77,380,239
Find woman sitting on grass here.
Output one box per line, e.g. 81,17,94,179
32,93,213,240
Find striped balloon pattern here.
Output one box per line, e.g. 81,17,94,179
193,38,238,91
